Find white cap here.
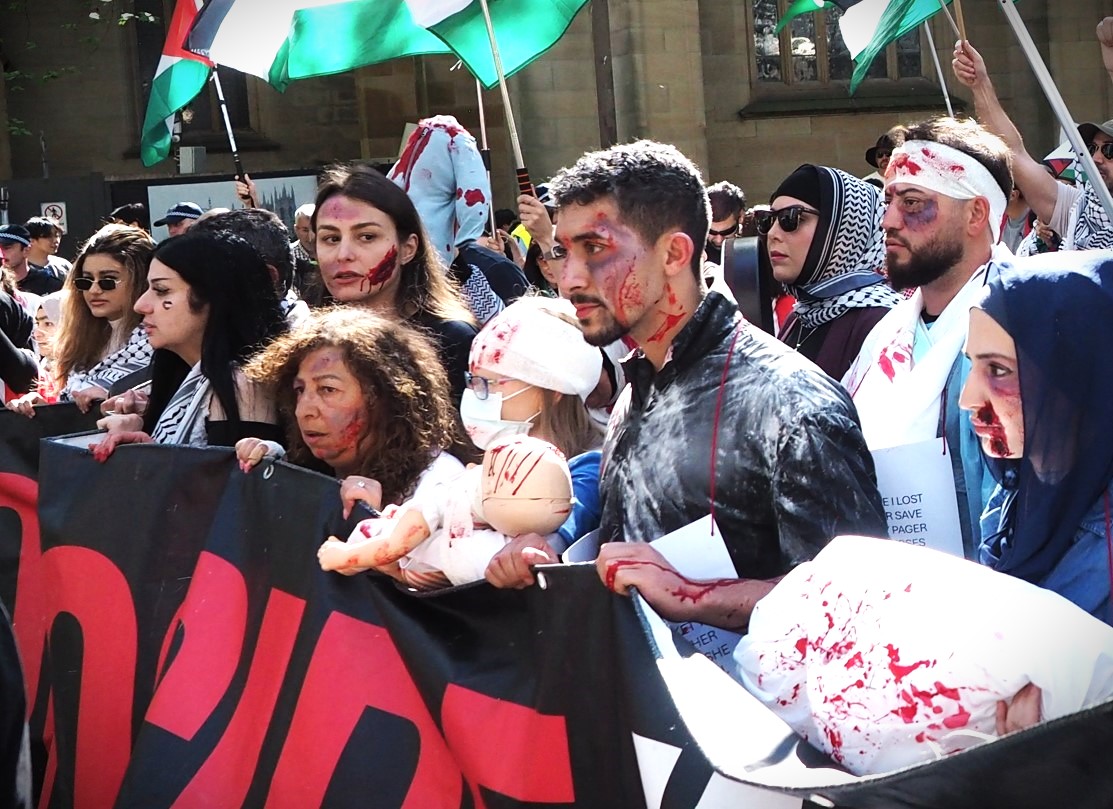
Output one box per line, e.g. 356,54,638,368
469,297,602,401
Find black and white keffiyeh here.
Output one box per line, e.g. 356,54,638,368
150,364,211,446
1069,180,1113,252
786,166,902,330
60,324,153,400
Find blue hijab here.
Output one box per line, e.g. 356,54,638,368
977,250,1113,584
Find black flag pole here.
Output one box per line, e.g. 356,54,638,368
210,69,252,204
997,0,1113,221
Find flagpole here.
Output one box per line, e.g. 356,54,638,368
952,0,968,41
996,0,1113,221
210,69,251,202
935,0,962,41
923,22,954,117
476,78,497,237
476,0,533,196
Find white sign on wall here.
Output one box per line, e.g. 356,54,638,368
40,202,68,233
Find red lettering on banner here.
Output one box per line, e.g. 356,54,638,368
265,612,463,808
146,552,248,740
442,684,575,805
171,588,305,808
4,472,43,689
36,546,136,808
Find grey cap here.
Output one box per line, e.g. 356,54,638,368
1077,119,1113,145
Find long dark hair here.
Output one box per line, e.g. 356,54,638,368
54,224,154,382
143,230,287,434
243,307,462,503
312,164,473,324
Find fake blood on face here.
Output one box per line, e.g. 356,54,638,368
974,401,1010,456
363,246,398,291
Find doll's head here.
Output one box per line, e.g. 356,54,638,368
480,435,573,536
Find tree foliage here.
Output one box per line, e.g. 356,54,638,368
1,0,160,134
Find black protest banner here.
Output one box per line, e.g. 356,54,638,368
0,404,99,615
28,439,658,808
10,430,1113,809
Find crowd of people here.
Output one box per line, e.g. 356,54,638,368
3,24,1113,776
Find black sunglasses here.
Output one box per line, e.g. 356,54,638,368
753,205,820,236
74,277,119,291
1088,142,1113,160
708,222,740,237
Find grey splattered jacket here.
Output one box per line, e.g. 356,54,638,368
599,292,887,580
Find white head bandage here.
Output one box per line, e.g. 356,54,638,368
469,297,603,401
885,140,1008,242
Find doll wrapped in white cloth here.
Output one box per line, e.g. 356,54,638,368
734,536,1113,776
318,435,573,589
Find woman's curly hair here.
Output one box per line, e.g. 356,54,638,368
243,306,461,504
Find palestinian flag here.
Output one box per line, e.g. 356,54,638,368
187,0,589,91
140,0,212,167
839,0,954,92
1043,140,1077,182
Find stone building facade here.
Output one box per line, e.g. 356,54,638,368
0,0,1110,223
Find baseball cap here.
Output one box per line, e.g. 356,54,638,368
0,224,31,247
1077,119,1113,145
153,202,204,227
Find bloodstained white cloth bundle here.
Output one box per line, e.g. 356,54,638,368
885,140,1009,241
733,536,1113,776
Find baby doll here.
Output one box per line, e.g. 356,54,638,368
318,435,573,589
734,536,1113,776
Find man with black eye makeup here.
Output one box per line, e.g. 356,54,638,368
843,116,1014,560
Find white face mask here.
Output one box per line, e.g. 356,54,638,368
460,386,538,451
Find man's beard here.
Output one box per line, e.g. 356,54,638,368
583,312,630,347
885,233,964,291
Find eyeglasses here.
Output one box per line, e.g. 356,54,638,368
74,277,120,291
875,150,892,162
464,371,515,401
753,206,820,236
1088,142,1113,160
708,221,740,238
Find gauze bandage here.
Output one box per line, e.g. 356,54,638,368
885,140,1008,242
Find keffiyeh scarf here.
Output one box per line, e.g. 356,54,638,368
786,166,902,331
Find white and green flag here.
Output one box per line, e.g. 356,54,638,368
140,0,212,166
839,0,954,92
187,0,589,90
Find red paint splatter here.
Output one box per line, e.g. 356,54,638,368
645,308,686,344
943,708,971,729
885,644,931,683
877,346,909,381
463,189,486,207
363,246,398,290
843,652,863,669
887,152,922,178
935,682,960,700
795,637,808,656
359,523,375,538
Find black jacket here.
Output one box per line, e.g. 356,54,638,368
600,292,887,580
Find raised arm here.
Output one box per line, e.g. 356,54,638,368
1097,18,1113,85
952,40,1060,223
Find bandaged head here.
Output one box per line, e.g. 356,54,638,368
885,140,1008,242
469,297,603,401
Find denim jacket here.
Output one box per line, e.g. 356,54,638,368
980,480,1113,624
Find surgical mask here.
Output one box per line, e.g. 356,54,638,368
460,387,539,451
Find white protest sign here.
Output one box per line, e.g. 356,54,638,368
871,437,965,558
651,515,745,675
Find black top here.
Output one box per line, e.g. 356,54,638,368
600,292,887,579
0,291,37,395
19,262,65,296
408,312,478,405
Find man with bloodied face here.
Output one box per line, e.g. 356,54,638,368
842,116,1014,557
548,140,887,631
